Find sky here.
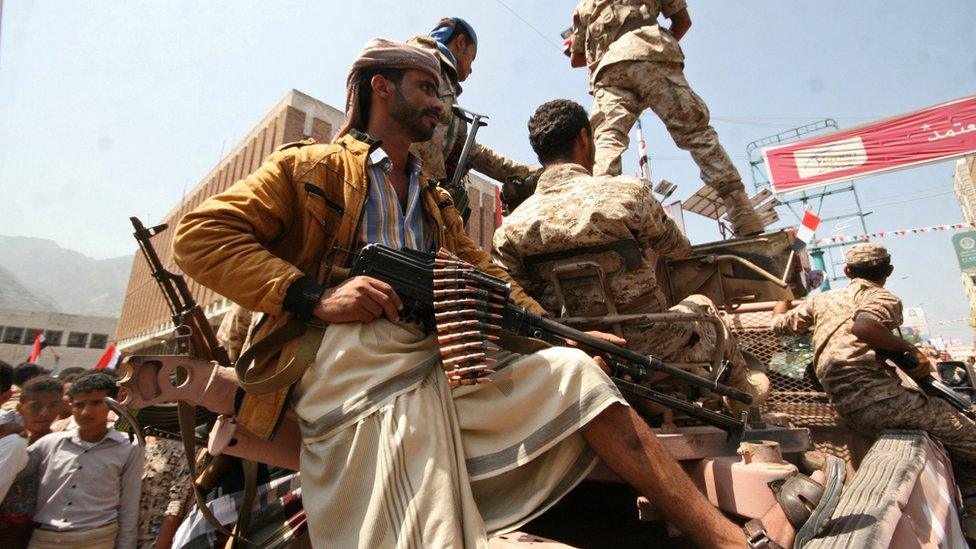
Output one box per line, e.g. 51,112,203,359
0,0,975,339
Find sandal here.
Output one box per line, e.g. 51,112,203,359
743,455,846,548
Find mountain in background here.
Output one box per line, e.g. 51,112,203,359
0,236,132,317
0,264,61,312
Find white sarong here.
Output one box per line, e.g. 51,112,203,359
293,319,625,548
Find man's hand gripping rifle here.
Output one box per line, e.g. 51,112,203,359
351,244,752,436
876,349,975,419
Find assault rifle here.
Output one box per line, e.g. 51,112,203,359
131,216,230,365
350,244,752,435
876,349,975,419
130,217,249,542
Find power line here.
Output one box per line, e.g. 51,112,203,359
818,189,956,215
714,115,882,121
491,0,564,54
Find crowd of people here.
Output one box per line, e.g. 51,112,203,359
0,361,191,549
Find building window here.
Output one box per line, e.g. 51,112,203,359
67,332,89,348
23,329,40,345
2,327,24,345
44,330,63,346
88,334,108,349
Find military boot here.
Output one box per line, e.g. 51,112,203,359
722,190,765,237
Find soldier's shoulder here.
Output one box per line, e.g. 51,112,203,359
591,174,654,198
598,173,646,186
851,278,900,301
811,287,847,310
864,284,902,307
574,0,597,16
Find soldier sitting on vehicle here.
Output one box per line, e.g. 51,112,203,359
772,243,976,537
172,38,799,547
492,99,769,414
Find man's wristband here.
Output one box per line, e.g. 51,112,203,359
283,276,326,319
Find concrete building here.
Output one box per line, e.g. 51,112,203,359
955,155,976,336
0,309,118,370
955,156,976,224
116,89,503,354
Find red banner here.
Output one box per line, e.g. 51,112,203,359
763,95,976,194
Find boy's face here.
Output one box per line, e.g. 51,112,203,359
18,391,63,434
69,390,110,431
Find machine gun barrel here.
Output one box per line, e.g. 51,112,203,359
350,244,750,433
500,306,753,405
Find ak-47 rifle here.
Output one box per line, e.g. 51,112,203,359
350,244,751,436
131,216,230,365
130,217,254,544
876,349,975,419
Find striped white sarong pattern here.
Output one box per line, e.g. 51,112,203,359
293,319,625,548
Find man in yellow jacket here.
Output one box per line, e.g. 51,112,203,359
174,37,791,548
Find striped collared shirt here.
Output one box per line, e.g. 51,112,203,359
360,146,433,252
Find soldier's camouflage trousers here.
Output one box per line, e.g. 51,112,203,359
843,390,976,513
590,60,744,199
622,293,769,413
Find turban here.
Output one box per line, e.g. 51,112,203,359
336,37,441,138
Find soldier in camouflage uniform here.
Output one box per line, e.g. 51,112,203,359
493,100,769,413
406,18,536,218
137,436,191,549
568,0,764,236
772,243,976,530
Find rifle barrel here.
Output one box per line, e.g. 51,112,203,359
613,377,745,434
514,310,754,405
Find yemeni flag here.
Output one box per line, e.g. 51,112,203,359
791,211,822,252
95,343,121,370
27,331,46,362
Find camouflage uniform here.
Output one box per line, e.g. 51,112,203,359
570,0,763,235
138,436,191,549
492,163,768,410
771,243,976,510
406,36,534,216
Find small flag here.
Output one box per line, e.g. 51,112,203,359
27,331,46,362
791,211,821,252
95,343,121,370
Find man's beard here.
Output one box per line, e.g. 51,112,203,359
390,87,439,142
